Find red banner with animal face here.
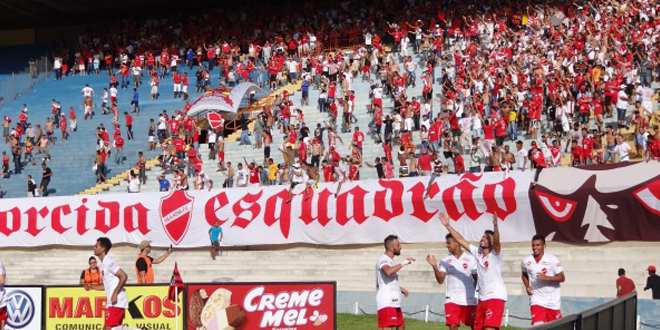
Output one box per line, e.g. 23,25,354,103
185,282,336,330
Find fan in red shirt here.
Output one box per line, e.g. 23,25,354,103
169,117,179,134
453,151,465,174
60,116,67,140
321,160,334,182
348,162,360,181
173,137,186,159
568,140,584,166
352,127,364,153
530,147,546,185
245,159,261,187
646,136,660,162
495,117,507,146
298,140,308,164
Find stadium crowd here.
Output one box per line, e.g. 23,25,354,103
2,0,660,196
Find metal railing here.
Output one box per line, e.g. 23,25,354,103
528,293,638,330
0,53,51,111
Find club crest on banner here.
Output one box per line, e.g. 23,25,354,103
159,190,194,245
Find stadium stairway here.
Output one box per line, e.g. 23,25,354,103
0,66,271,198
1,241,657,301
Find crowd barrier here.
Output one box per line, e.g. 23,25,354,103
528,292,637,330
5,282,336,330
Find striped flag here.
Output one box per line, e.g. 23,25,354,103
168,262,185,301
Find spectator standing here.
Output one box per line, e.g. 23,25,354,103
131,88,140,115
137,152,147,184
79,256,103,285
615,135,632,163
616,268,636,297
135,240,172,284
236,163,249,187
124,112,134,140
645,265,660,299
114,135,124,165
127,172,140,193
238,112,251,145
25,175,38,197
39,163,52,197
209,220,223,260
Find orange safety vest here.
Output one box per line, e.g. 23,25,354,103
84,268,103,285
135,255,154,284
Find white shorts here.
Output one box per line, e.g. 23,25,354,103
404,118,413,131
85,105,91,114
151,86,158,94
183,85,188,92
174,84,182,92
149,136,155,142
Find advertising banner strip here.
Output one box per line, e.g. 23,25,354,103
45,285,183,330
5,286,43,330
0,162,658,246
185,282,337,330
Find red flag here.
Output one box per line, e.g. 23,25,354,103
168,262,185,301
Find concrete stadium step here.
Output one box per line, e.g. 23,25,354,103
0,242,657,300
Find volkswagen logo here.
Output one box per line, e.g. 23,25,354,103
6,290,34,329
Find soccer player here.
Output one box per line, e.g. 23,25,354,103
376,235,415,330
439,212,507,330
0,256,6,330
86,237,129,330
426,233,477,330
521,235,565,325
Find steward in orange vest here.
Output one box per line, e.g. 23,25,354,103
135,240,173,284
79,256,103,285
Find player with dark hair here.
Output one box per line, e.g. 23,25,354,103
440,212,506,330
427,233,477,330
376,235,415,330
521,234,565,325
86,237,129,330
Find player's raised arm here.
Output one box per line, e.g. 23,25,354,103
439,213,470,251
493,213,501,254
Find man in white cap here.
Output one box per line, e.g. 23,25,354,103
135,240,173,284
286,163,304,203
616,85,631,128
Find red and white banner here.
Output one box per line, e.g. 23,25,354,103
0,162,658,246
0,172,535,247
185,282,336,330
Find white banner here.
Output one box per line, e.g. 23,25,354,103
0,172,536,247
5,286,43,330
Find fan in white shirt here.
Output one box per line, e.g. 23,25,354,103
440,212,507,330
81,84,95,98
427,233,477,329
521,235,565,325
375,235,415,330
87,237,128,330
